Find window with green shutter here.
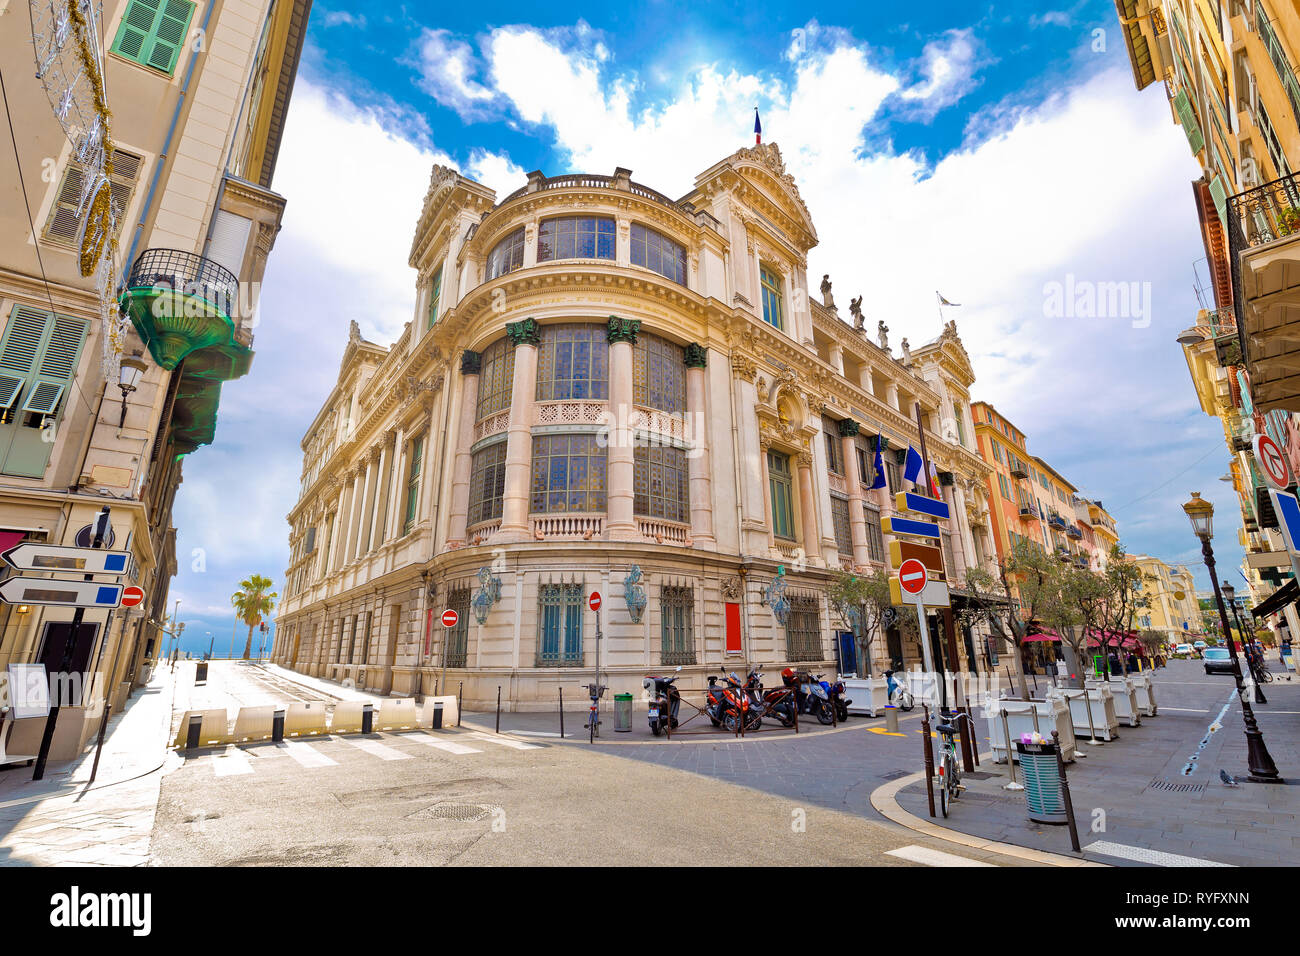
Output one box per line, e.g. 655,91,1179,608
427,266,443,329
0,306,88,478
110,0,195,76
403,436,424,535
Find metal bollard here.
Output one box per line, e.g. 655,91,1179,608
885,705,899,733
185,713,203,753
272,709,285,743
432,700,444,730
1052,730,1082,852
361,702,373,734
559,687,565,739
495,686,501,733
458,682,463,727
1000,708,1022,791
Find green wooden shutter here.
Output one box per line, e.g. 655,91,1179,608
427,267,443,329
0,307,88,477
111,0,194,76
1173,89,1205,155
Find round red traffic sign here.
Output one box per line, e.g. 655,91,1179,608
121,585,144,607
589,591,602,612
1255,434,1293,491
898,559,928,596
441,608,459,628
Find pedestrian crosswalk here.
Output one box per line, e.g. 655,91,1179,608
885,844,998,867
190,729,540,778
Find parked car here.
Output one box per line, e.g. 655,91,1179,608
1203,647,1235,675
1193,640,1207,651
1173,643,1195,659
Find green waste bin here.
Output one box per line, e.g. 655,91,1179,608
1016,741,1066,823
614,693,634,732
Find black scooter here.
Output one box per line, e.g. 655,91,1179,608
643,666,683,735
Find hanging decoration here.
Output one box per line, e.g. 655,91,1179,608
30,0,128,381
623,566,647,624
762,565,790,626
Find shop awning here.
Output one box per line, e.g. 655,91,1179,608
1252,579,1298,619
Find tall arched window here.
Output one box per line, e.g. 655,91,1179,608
760,266,784,329
538,216,614,261
468,440,507,525
630,223,687,284
632,332,685,412
536,324,608,401
768,450,795,540
486,227,525,280
476,338,515,420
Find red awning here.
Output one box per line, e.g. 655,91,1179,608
0,531,25,554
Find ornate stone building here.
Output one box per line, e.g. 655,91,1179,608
273,143,994,708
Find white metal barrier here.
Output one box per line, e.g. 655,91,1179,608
842,677,889,716
983,696,1076,763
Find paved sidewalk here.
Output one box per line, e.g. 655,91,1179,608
893,663,1300,867
0,664,177,866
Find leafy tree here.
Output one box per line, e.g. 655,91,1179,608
231,574,277,660
1053,557,1109,687
1096,545,1149,678
828,565,919,676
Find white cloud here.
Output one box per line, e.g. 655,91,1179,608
414,28,496,118
322,10,365,29
896,28,989,118
465,148,527,196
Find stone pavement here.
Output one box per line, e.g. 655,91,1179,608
0,663,177,866
894,659,1300,867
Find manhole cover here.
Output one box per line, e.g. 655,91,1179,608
1147,778,1205,795
879,770,910,780
965,771,996,780
408,802,499,823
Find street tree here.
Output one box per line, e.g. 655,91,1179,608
232,574,277,661
828,566,891,677
1097,545,1149,677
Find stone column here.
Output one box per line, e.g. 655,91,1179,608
952,482,979,579
448,351,483,547
351,462,373,562
498,318,541,541
329,480,347,572
839,422,870,566
385,427,406,540
828,342,844,376
684,343,714,547
797,446,821,565
859,365,874,395
366,444,388,552
355,454,377,558
338,473,359,567
885,382,900,412
606,315,640,541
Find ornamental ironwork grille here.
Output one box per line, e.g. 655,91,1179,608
661,586,695,665
768,450,795,540
476,337,515,421
634,444,688,522
831,494,852,556
486,227,525,280
536,324,609,401
530,434,607,513
445,589,471,668
538,216,615,261
787,595,822,662
630,223,686,285
632,332,685,412
863,505,885,563
537,584,583,666
468,440,507,525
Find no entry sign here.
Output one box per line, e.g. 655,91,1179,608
589,591,602,612
121,585,145,607
441,608,459,628
898,558,928,596
1255,434,1293,491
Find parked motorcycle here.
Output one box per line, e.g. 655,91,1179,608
884,668,915,711
744,669,796,728
706,670,759,732
782,667,834,725
823,675,851,723
643,666,683,736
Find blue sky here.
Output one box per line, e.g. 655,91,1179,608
164,0,1234,653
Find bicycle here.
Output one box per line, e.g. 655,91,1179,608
583,683,606,743
934,709,972,818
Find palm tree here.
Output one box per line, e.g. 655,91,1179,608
231,575,277,660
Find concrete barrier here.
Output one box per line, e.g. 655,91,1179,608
418,695,459,729
376,698,418,731
330,700,367,734
172,709,230,748
231,705,277,743
283,701,329,738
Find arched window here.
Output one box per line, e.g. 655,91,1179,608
486,227,525,280
630,224,686,284
768,450,795,540
760,266,784,329
468,440,507,525
536,324,608,401
476,338,514,421
632,332,685,412
538,216,614,261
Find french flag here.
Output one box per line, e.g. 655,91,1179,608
754,108,762,144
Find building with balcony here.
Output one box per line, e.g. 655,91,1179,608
272,143,996,706
1128,554,1204,642
0,0,310,758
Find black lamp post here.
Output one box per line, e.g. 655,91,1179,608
1222,580,1266,703
1183,493,1281,783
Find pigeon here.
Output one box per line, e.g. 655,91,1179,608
1220,769,1239,788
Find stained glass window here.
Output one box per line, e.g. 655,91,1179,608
538,216,615,261
536,324,608,401
634,444,689,522
630,223,687,285
768,451,795,540
831,495,852,556
476,338,515,421
632,332,685,412
486,227,524,280
760,266,784,329
468,441,507,526
530,434,607,513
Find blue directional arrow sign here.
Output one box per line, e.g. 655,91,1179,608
0,577,122,608
895,492,950,520
1269,489,1300,556
881,515,941,540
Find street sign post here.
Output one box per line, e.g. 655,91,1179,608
880,515,941,540
1,543,130,575
441,608,459,629
589,592,602,612
887,540,945,577
1255,434,1294,492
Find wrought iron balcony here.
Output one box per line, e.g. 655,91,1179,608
1228,171,1300,251
1018,503,1038,518
1010,463,1029,479
1066,525,1083,539
120,249,247,371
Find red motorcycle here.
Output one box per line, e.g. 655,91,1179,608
705,670,760,733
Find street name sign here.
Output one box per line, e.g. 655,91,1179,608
880,515,941,540
1,544,130,575
0,578,122,609
894,492,950,520
1256,434,1293,492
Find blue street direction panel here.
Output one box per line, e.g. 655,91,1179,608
1,543,130,576
894,492,950,520
880,515,941,540
1269,489,1300,556
0,577,123,609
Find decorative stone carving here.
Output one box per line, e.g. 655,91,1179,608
797,449,813,467
837,418,859,438
756,376,770,402
720,576,743,601
461,349,482,375
348,320,361,345
606,315,641,344
901,338,912,364
849,296,863,331
820,274,835,309
877,320,889,351
684,343,708,368
505,317,541,346
731,354,757,382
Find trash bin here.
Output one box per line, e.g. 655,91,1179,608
614,693,633,733
1016,740,1066,824
195,661,209,685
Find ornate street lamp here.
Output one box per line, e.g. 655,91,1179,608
623,566,647,624
1182,492,1281,783
1222,580,1266,703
